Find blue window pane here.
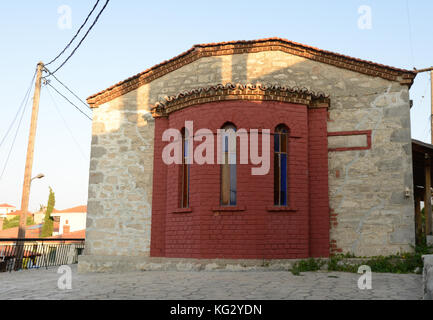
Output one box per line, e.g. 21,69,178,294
184,139,188,157
229,164,236,205
224,135,228,153
274,134,280,152
280,154,287,206
187,164,190,199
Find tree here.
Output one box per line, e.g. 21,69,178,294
2,215,35,230
40,187,55,237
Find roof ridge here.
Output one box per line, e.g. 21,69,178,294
87,38,416,108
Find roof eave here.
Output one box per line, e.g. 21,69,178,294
86,38,417,108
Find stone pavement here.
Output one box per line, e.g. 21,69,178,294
0,265,422,300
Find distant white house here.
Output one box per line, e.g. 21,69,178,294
0,203,16,219
50,205,87,235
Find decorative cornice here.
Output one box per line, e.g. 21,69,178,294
150,83,330,118
87,38,416,108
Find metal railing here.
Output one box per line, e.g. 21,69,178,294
0,238,85,272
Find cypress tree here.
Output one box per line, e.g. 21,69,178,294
41,187,55,237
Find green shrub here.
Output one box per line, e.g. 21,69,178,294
290,258,325,275
2,215,35,230
290,244,433,275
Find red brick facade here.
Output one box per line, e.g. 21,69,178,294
150,100,329,259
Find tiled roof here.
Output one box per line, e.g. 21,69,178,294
51,205,87,214
6,210,22,216
49,229,86,239
0,203,16,208
0,225,42,238
86,37,417,108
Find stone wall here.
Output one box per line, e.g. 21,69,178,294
423,254,433,300
84,50,414,264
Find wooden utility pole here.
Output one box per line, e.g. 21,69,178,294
430,70,433,144
414,67,433,236
414,67,433,142
429,70,433,235
17,62,44,240
425,155,432,236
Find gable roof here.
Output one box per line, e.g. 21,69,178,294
86,37,417,108
48,229,86,239
4,210,23,216
52,205,87,215
0,203,15,208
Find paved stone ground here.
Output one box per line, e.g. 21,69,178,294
0,265,422,300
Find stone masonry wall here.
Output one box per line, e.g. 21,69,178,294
85,50,414,260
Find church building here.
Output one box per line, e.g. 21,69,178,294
79,38,418,271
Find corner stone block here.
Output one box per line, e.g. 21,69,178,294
89,172,104,184
87,200,104,216
91,146,107,158
423,255,433,300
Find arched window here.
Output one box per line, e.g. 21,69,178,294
180,128,189,208
274,125,289,206
221,123,237,206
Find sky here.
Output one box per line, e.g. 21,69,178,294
0,0,432,211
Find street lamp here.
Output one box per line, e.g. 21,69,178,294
18,172,45,237
31,173,45,181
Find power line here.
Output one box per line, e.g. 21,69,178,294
45,86,88,161
0,82,33,180
0,69,36,149
43,67,90,110
46,82,92,121
46,0,101,66
50,0,110,75
405,0,415,66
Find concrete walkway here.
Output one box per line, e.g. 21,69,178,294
0,265,422,300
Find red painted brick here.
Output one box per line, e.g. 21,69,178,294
150,100,329,259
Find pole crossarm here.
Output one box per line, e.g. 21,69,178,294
414,67,433,73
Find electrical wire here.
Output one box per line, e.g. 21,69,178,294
46,82,92,121
405,0,415,66
50,0,110,75
45,86,88,161
0,81,33,180
45,0,101,66
0,69,36,149
44,67,90,110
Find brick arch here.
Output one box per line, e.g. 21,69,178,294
274,123,290,133
220,121,237,129
150,83,330,118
